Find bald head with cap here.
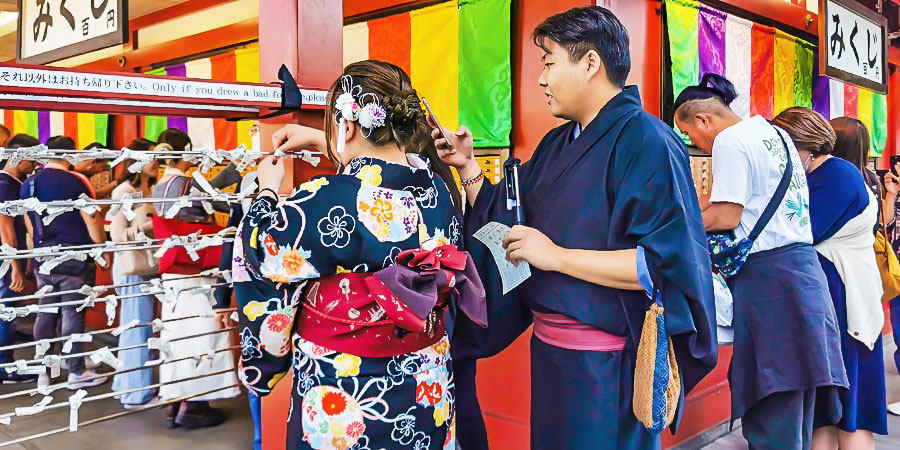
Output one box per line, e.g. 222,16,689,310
673,73,743,154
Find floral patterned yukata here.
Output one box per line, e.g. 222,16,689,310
234,155,469,450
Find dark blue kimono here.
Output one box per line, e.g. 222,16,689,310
234,156,465,450
808,158,887,435
453,87,718,449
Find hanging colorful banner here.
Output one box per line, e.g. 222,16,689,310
342,0,512,148
666,0,887,156
0,109,108,148
143,45,260,151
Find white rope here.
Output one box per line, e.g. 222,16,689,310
0,269,229,304
0,384,243,446
0,144,322,172
0,344,240,402
0,327,238,371
0,230,235,264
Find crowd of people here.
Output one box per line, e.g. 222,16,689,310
3,4,900,450
0,126,250,437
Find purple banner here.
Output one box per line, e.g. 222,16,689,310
698,6,727,79
811,70,831,120
165,64,188,133
37,111,50,144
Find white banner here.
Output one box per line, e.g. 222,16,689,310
0,65,317,105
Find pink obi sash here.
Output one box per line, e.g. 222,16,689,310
533,312,626,352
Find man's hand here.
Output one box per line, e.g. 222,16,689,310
502,225,563,271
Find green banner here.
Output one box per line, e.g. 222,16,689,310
95,114,109,146
793,41,813,109
458,0,511,148
872,93,887,157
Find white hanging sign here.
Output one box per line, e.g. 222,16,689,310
819,0,887,94
17,0,129,65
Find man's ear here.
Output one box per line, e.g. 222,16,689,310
584,50,606,81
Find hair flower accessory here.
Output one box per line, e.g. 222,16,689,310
359,103,386,130
336,93,359,122
333,75,388,154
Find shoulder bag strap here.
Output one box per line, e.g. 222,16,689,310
747,126,794,241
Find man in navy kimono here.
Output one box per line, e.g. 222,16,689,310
434,7,718,449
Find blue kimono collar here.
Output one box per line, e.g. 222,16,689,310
571,86,643,143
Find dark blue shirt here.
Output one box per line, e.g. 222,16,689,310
21,168,95,247
0,172,26,251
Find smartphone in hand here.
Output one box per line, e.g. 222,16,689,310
891,155,900,176
422,97,453,150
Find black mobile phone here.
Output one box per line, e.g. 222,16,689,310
891,155,900,175
876,169,889,181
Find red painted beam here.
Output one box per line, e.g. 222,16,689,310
129,0,237,30
706,0,817,37
76,19,259,73
343,0,429,18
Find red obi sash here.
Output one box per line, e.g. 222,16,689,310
296,245,487,358
297,273,447,358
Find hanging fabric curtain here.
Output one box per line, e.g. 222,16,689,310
342,0,512,148
0,109,109,148
143,44,260,151
665,0,887,156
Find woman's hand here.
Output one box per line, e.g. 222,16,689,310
257,156,286,194
427,115,476,171
272,124,326,154
885,167,900,197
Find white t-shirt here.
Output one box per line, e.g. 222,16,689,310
709,115,812,253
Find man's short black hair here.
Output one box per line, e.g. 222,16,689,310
47,135,76,150
533,6,631,88
6,134,38,149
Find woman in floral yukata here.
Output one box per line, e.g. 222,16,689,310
234,60,486,450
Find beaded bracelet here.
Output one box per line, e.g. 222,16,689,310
460,171,485,187
256,188,279,201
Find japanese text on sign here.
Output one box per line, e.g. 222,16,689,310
821,0,886,92
18,0,126,64
0,66,291,105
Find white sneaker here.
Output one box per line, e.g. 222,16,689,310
67,370,108,390
37,374,51,389
123,397,163,410
888,401,900,416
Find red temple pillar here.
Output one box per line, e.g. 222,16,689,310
256,1,342,448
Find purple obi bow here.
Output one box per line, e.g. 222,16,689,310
367,244,487,332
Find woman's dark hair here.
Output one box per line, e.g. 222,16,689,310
674,73,738,121
830,117,870,175
125,138,157,186
6,134,39,149
156,128,191,166
46,135,76,150
772,107,836,156
324,60,461,207
532,6,631,88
